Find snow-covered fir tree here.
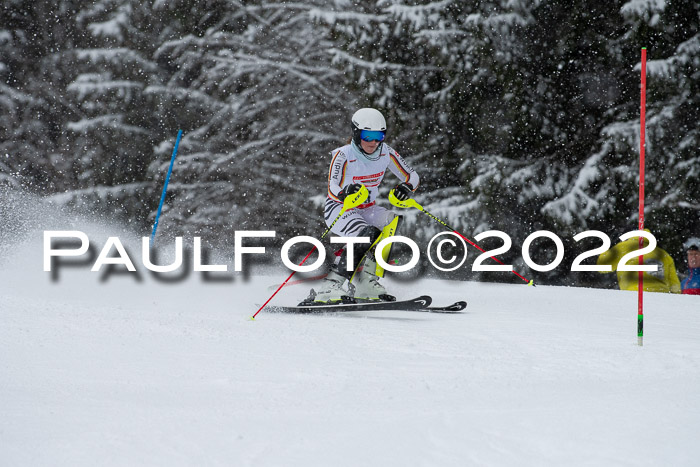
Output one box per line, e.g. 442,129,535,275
1,0,697,285
317,0,699,284
0,0,81,191
145,1,353,242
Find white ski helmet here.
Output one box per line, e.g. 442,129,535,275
352,108,387,152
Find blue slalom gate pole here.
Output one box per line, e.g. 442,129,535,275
150,130,183,247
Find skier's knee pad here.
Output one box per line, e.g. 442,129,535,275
375,216,402,278
380,216,401,241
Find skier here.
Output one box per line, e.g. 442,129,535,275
596,231,681,293
681,237,700,295
313,108,420,303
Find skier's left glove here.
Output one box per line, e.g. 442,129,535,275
393,182,414,202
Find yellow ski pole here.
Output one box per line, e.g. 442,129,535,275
389,190,534,285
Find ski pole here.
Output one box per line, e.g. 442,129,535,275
637,47,647,346
389,190,534,285
251,186,370,319
150,130,183,247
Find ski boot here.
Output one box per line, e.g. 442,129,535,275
352,257,396,302
309,268,354,304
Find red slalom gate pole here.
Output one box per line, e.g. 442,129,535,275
450,230,532,284
638,47,646,346
251,246,318,320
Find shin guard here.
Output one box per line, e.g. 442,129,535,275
375,215,402,278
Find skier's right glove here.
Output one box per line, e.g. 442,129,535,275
338,183,364,201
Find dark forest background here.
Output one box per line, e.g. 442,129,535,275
1,0,698,286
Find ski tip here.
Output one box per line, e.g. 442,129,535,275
527,280,535,287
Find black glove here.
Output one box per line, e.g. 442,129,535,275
393,182,414,201
338,183,363,201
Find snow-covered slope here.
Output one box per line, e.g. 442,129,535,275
1,228,699,467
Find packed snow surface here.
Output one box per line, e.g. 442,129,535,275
1,230,699,467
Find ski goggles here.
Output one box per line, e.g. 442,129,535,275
360,130,386,142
